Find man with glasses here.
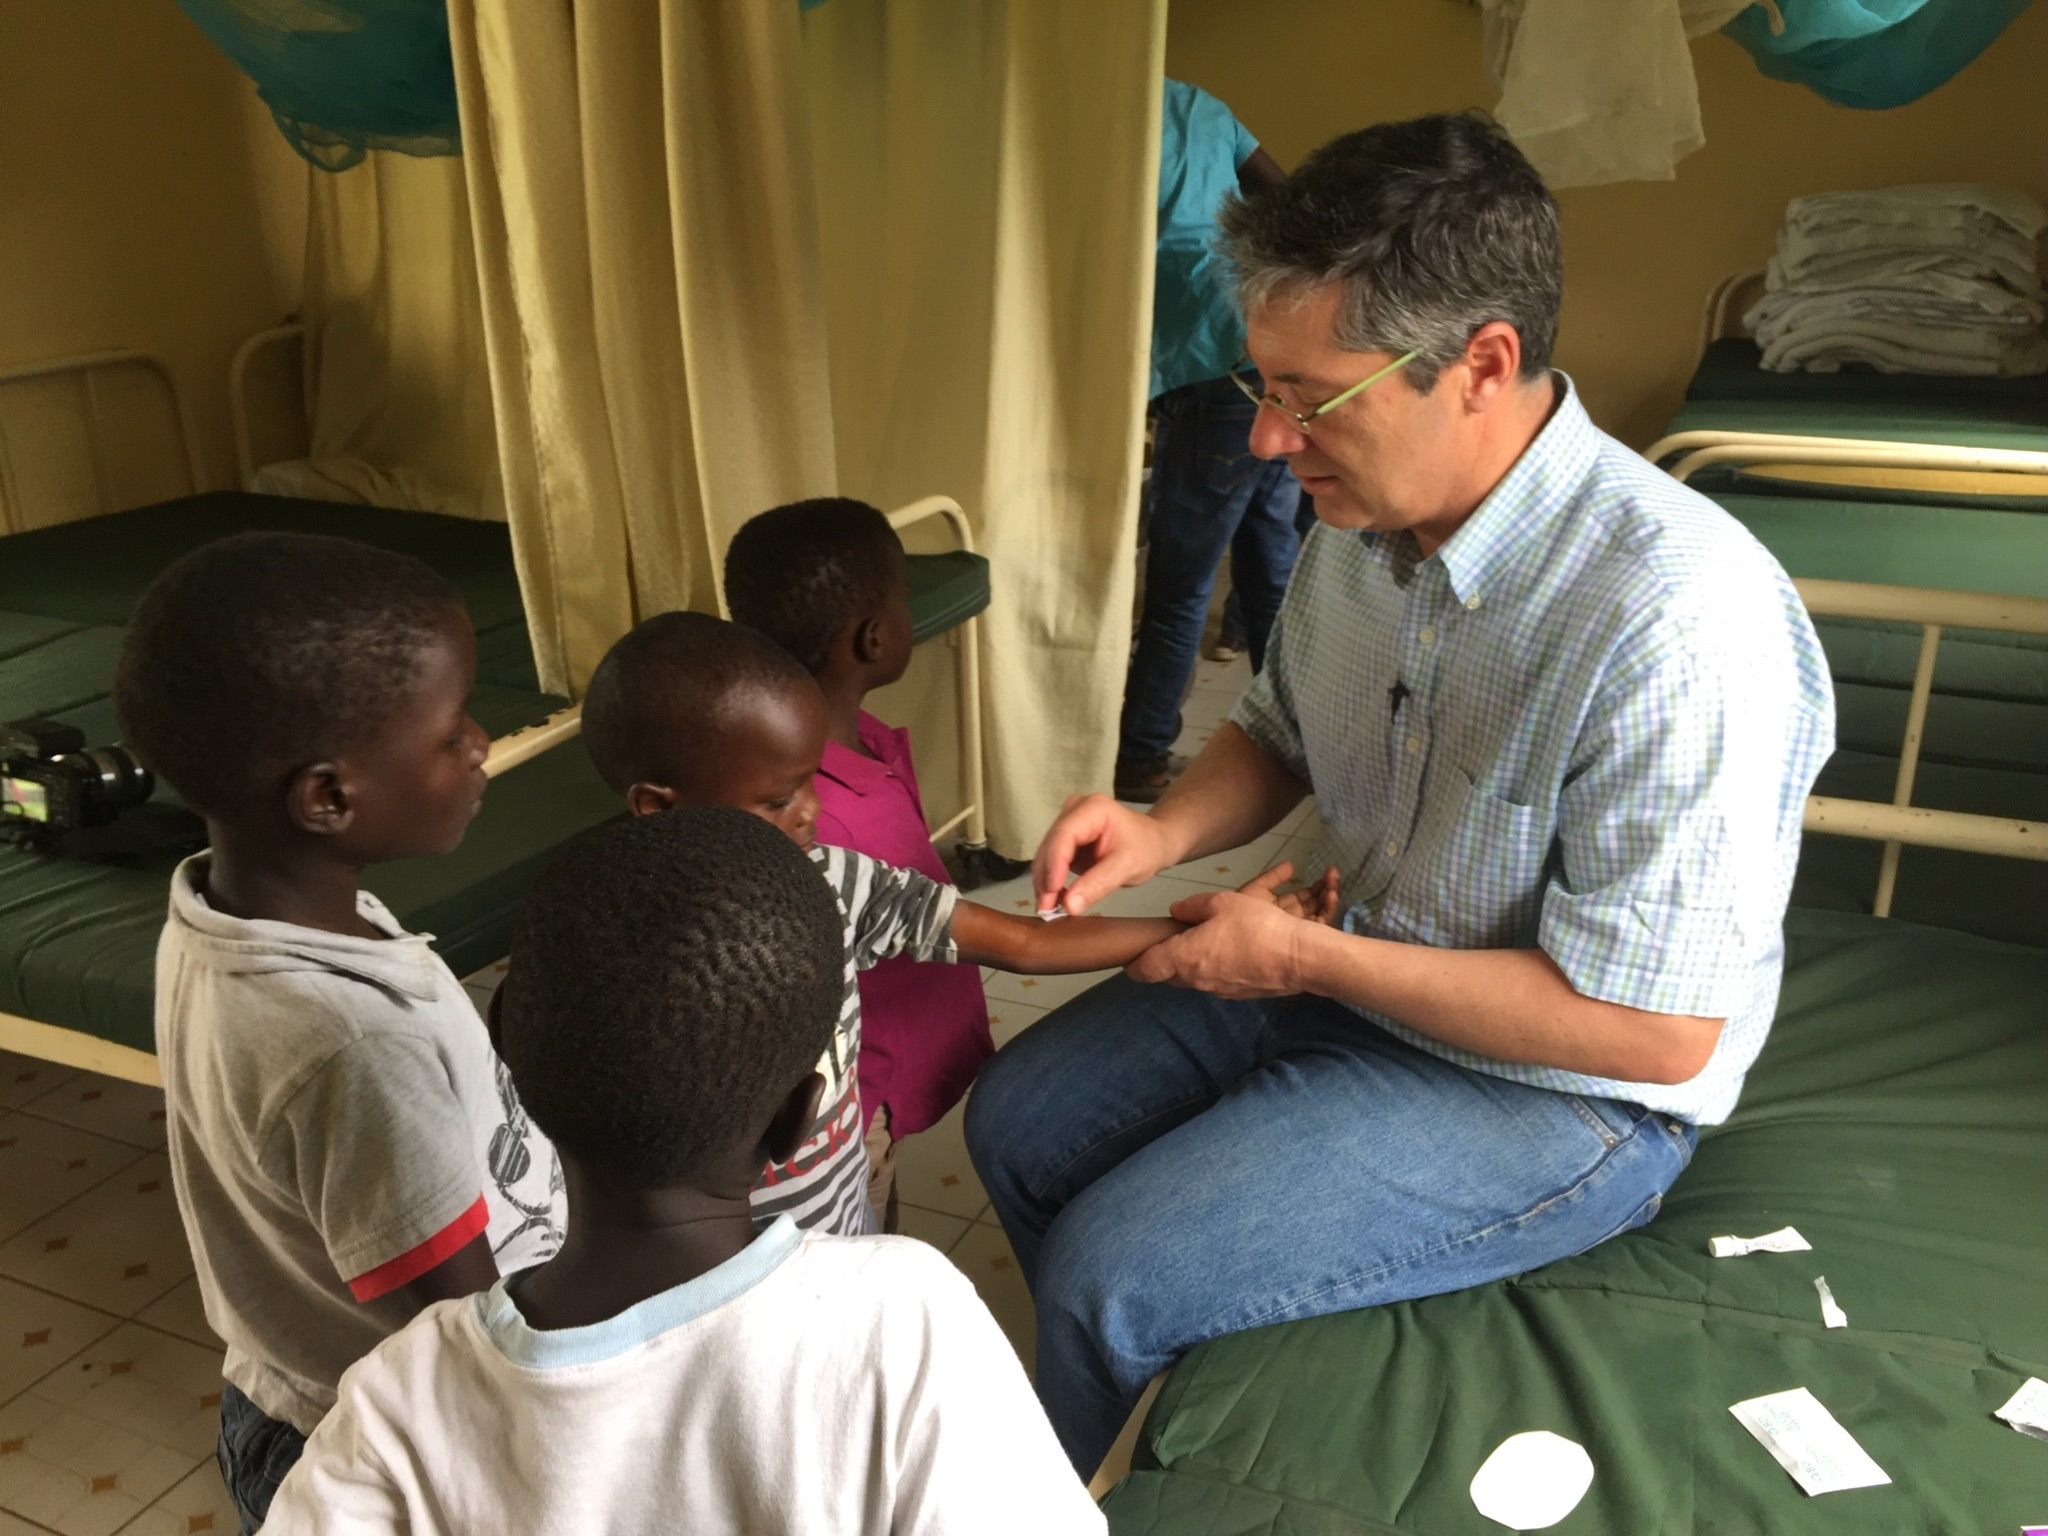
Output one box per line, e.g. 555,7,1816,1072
967,112,1833,1475
1115,79,1294,803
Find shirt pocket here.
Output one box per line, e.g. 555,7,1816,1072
1383,769,1555,949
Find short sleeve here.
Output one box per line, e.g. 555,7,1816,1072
261,1372,408,1532
816,846,959,968
1540,619,1801,1019
1228,599,1309,782
1230,114,1259,168
268,1035,485,1298
889,1258,1107,1535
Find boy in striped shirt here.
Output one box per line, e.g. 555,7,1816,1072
579,612,1335,1235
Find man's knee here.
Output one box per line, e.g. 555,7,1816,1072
965,979,1133,1184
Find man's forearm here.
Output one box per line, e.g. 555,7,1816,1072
1150,722,1307,866
1293,925,1723,1086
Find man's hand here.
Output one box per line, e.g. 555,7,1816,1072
1032,793,1178,915
1125,887,1322,999
1237,861,1342,925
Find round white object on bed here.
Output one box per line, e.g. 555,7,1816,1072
1468,1430,1595,1530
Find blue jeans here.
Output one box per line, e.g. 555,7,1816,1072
1121,375,1303,764
216,1382,306,1533
964,977,1697,1474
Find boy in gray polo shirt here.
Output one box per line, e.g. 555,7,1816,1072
115,533,565,1532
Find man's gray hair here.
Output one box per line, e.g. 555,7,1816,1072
1219,112,1561,390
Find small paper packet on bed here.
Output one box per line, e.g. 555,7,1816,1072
1709,1226,1811,1258
1730,1388,1890,1496
1994,1378,2048,1441
1813,1276,1848,1329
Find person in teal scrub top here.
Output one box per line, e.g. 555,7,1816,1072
1117,80,1295,802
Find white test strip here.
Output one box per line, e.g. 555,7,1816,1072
1814,1276,1848,1329
1709,1226,1812,1258
1730,1388,1891,1496
1994,1377,2048,1441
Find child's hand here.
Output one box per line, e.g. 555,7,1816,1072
1234,862,1343,925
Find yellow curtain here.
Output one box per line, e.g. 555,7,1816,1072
447,0,1163,855
270,151,502,520
445,0,838,696
803,0,1166,855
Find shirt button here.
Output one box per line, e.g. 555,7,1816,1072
1419,627,1436,645
1385,839,1400,857
1464,596,1482,611
1406,736,1422,755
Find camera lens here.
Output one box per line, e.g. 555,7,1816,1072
54,746,155,826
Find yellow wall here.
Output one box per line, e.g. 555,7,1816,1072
0,0,302,513
1165,0,2048,447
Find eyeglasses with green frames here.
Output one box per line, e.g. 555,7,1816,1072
1227,349,1421,435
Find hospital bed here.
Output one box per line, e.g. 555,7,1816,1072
1097,573,2048,1533
1648,268,2048,505
1642,275,2048,945
0,346,991,1084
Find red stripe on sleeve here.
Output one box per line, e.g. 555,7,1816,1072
346,1195,488,1302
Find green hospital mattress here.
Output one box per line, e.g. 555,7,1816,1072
1664,341,2048,510
1,492,991,1051
0,494,621,1050
1101,909,2048,1534
1677,339,2048,438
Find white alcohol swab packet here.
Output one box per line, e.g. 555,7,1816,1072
1729,1388,1890,1496
1813,1276,1848,1328
1709,1226,1812,1258
1036,905,1069,922
1994,1378,2048,1441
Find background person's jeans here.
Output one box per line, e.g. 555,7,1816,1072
217,1381,307,1533
1121,375,1303,766
964,976,1697,1474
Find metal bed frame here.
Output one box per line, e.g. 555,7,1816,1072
229,325,991,849
0,351,204,535
1643,266,2048,491
0,342,992,1081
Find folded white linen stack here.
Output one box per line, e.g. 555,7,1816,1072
1745,184,2048,377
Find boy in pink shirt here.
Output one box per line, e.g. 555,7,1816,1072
725,500,989,1226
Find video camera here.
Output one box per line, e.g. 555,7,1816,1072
1,716,201,857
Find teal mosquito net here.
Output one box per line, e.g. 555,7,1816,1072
1722,0,2033,111
175,0,459,171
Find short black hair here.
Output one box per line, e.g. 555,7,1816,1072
723,498,903,674
581,610,814,793
498,805,844,1187
114,532,463,817
1220,112,1562,386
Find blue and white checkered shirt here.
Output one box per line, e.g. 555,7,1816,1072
1233,379,1834,1123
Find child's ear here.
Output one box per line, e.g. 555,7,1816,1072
285,762,353,837
761,1072,826,1166
625,781,680,817
851,616,886,666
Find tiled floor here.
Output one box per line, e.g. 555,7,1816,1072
0,1054,236,1536
0,651,1312,1526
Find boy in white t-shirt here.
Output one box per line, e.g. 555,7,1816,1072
265,806,1105,1535
114,533,566,1531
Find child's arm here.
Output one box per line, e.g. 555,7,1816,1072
402,1235,499,1307
950,863,1340,974
951,900,1183,975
